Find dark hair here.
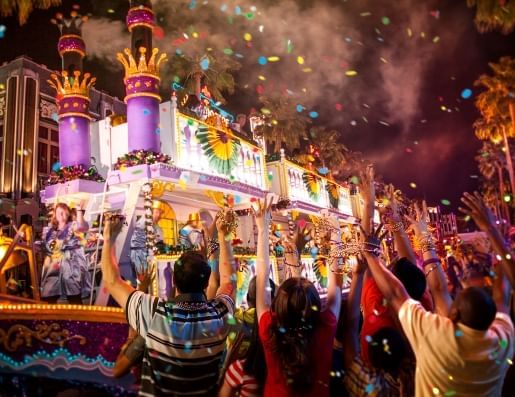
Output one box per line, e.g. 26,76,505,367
247,276,276,308
173,251,211,293
243,311,267,387
368,327,407,373
456,287,496,331
270,277,321,392
391,257,426,301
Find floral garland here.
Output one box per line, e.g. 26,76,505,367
46,164,105,185
113,149,173,170
142,183,157,254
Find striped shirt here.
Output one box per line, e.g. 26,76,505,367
224,359,260,397
126,290,235,396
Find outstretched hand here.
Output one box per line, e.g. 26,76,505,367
384,184,400,220
405,201,429,237
103,214,124,244
253,195,273,231
359,164,375,204
459,191,497,233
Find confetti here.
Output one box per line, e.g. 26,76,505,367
345,70,358,76
200,57,210,70
52,162,61,172
258,56,267,65
455,330,463,337
223,48,233,55
0,83,4,90
461,88,472,99
365,335,373,343
441,199,451,206
444,391,456,397
335,103,343,111
350,120,357,126
296,104,305,112
382,16,391,25
297,56,305,65
378,120,390,126
360,12,372,17
433,36,440,43
308,111,319,118
365,384,374,394
432,387,440,395
409,182,417,189
243,32,252,41
143,108,151,116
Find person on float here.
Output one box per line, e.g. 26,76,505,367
130,200,164,289
178,212,204,250
41,202,90,304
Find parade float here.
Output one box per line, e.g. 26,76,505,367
0,0,363,392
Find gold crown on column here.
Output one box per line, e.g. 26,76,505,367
47,70,96,96
117,47,167,79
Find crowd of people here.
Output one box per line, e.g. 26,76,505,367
95,164,515,397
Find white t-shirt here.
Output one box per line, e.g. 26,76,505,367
398,299,514,397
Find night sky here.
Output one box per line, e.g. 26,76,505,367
1,0,514,215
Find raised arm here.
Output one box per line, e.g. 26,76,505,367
74,200,89,232
342,256,366,369
459,191,515,286
407,201,452,316
325,215,344,318
362,230,409,314
215,209,237,300
359,165,375,234
384,184,417,264
254,196,273,321
101,216,135,308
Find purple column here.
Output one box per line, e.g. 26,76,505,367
59,116,91,167
127,96,160,152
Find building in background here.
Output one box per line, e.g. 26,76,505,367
0,56,125,225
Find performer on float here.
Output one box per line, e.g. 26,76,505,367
41,202,91,304
130,200,164,288
178,212,204,250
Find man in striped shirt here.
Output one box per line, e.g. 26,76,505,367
101,212,236,396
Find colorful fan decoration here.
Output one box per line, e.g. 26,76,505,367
196,125,241,175
326,180,340,209
302,172,321,201
313,258,328,288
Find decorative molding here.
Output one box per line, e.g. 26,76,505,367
0,96,5,119
0,322,86,352
40,99,58,120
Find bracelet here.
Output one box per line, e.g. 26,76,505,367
423,258,440,267
330,266,347,275
424,263,440,277
207,238,220,257
387,220,404,233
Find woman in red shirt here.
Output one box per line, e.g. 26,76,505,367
253,198,343,397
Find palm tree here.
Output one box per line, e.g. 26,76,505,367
170,51,240,104
0,0,61,25
310,127,349,171
474,56,515,199
467,0,515,34
475,141,510,219
252,94,311,154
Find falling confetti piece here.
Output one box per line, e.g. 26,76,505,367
200,57,210,70
345,70,358,76
309,111,318,118
51,112,59,122
378,120,390,126
433,36,440,43
268,56,280,62
258,75,266,81
455,330,463,337
107,9,115,14
335,103,343,111
461,88,472,99
296,104,305,112
52,162,61,172
360,12,372,17
223,48,233,55
380,57,388,63
0,25,4,39
143,108,151,116
297,56,305,65
409,182,417,189
441,199,451,206
365,384,374,394
286,39,293,53
350,176,359,184
407,28,413,37
432,387,440,395
365,335,373,343
243,32,252,41
261,108,271,115
302,67,312,73
350,120,357,126
258,56,267,65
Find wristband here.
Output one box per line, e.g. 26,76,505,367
422,258,440,267
424,263,440,277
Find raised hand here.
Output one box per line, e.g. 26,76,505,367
252,194,273,231
358,164,375,204
405,201,429,237
384,184,400,220
459,191,497,233
103,214,124,244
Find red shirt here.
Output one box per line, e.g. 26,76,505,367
259,309,337,397
360,277,434,364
